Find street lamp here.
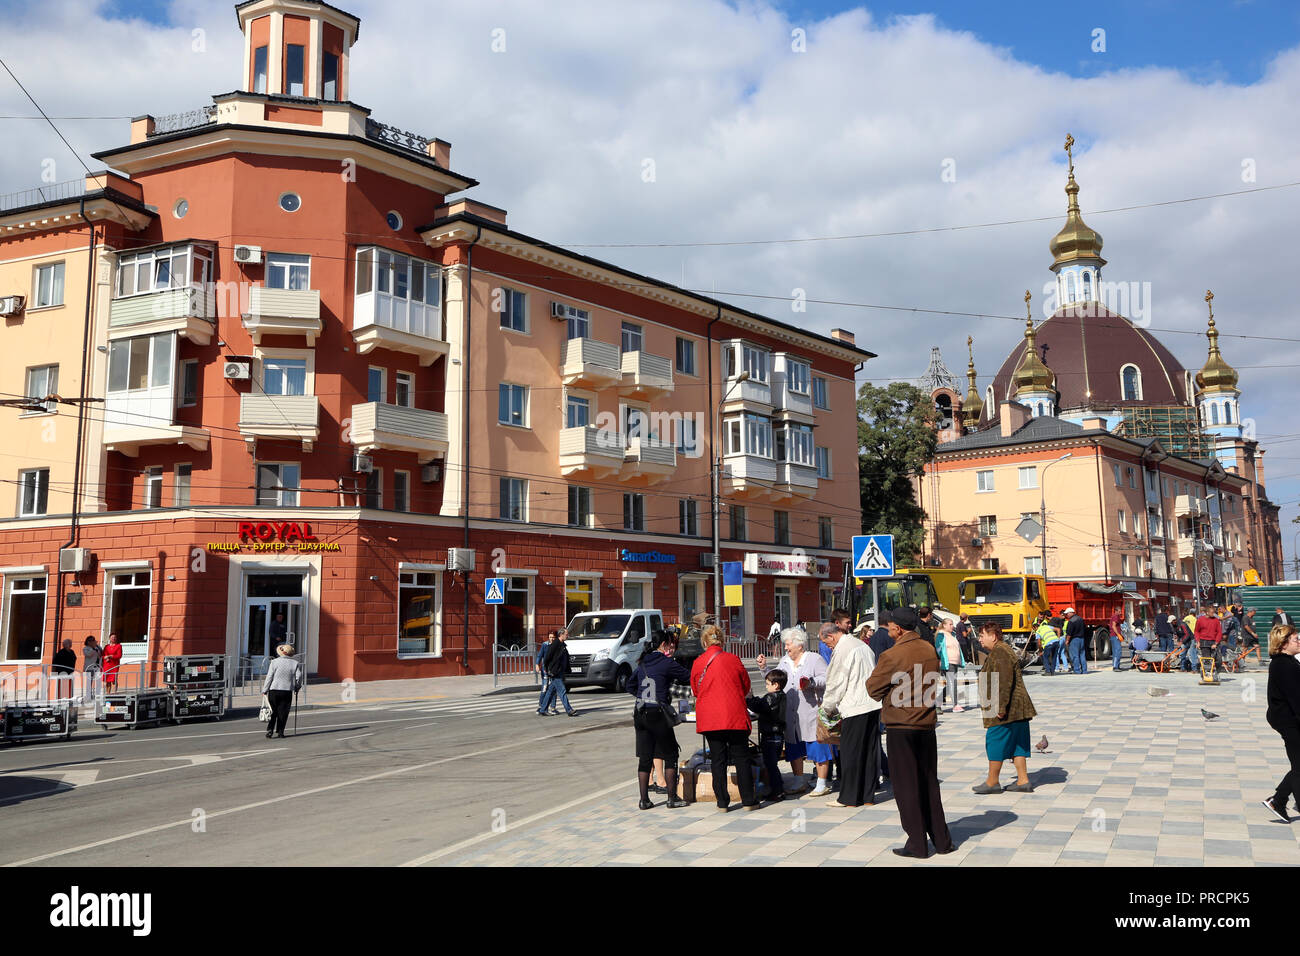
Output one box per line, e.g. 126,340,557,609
713,371,750,630
1040,452,1072,578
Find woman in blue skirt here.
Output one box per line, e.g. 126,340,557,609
971,623,1038,794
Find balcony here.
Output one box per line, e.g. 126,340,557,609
353,290,447,366
238,394,320,449
561,338,621,389
720,374,772,411
243,286,322,345
559,425,623,478
350,402,448,463
619,351,674,399
772,363,814,421
104,390,209,457
722,453,779,499
1175,536,1216,560
1174,494,1204,517
776,461,818,498
108,286,215,345
622,437,676,484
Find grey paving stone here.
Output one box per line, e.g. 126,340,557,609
1058,850,1109,862
1202,839,1254,858
1155,857,1205,867
1023,830,1072,846
1246,825,1297,841
1160,821,1204,835
1112,835,1160,851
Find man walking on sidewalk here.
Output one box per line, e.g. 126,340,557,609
538,629,578,717
535,630,558,715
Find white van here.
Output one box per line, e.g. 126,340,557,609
563,609,665,692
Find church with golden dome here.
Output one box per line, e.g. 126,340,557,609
917,136,1284,613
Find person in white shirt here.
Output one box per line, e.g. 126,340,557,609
819,624,883,808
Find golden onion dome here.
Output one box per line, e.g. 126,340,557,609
962,335,983,425
1050,135,1106,269
1012,294,1055,393
1195,291,1239,392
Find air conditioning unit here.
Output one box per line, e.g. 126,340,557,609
447,548,476,572
0,295,26,316
223,361,251,380
233,244,262,265
971,537,984,547
550,301,568,318
351,454,374,474
58,547,91,573
420,463,442,483
1147,588,1157,599
699,553,716,569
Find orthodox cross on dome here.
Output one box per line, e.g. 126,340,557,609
1205,289,1215,324
919,345,959,393
1064,133,1075,177
1024,289,1033,326
967,335,974,363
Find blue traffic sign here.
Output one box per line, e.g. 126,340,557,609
851,534,894,578
485,577,506,605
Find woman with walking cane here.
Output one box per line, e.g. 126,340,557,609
263,643,303,738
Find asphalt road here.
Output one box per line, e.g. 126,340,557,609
0,687,648,866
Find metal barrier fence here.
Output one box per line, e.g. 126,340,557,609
493,643,540,688
725,637,772,661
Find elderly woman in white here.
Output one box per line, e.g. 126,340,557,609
820,623,882,807
758,626,830,795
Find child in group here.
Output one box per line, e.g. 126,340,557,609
747,669,788,801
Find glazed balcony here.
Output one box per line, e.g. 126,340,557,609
104,388,209,457
243,286,322,345
1174,494,1204,517
619,350,674,399
621,437,676,484
561,338,621,389
108,286,216,345
776,461,818,498
352,248,447,366
238,394,320,449
721,453,778,499
720,374,772,411
559,425,623,478
349,403,449,463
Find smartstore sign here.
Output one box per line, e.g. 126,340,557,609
744,553,830,578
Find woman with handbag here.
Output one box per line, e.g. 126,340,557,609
973,623,1038,794
758,627,830,796
629,632,691,809
691,625,759,812
262,644,303,738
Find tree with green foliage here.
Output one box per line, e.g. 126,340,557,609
857,381,938,564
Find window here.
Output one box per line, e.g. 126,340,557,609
174,464,191,507
394,371,415,408
108,333,173,393
813,376,829,410
676,415,698,456
815,446,831,479
363,469,382,509
144,467,163,510
976,470,994,492
285,43,305,95
725,418,742,455
253,45,268,93
781,425,814,465
107,570,151,655
1121,364,1142,402
1024,556,1043,575
266,253,310,291
774,510,790,545
980,558,1000,572
1018,466,1038,489
255,463,299,506
621,322,643,354
33,262,65,308
679,499,698,536
568,486,592,527
262,357,307,396
978,515,997,536
398,570,441,656
499,288,527,332
367,367,385,403
730,505,747,541
354,248,441,336
623,493,645,531
116,245,205,297
179,360,198,407
1118,510,1127,533
1210,404,1219,426
498,384,527,427
500,478,527,521
566,395,590,429
1121,554,1130,576
279,192,302,213
741,344,769,383
624,406,646,442
2,575,46,662
1113,464,1122,486
393,471,410,512
744,414,772,458
785,359,810,395
1127,467,1137,489
18,468,48,517
566,577,596,620
624,581,646,609
322,52,339,100
819,516,833,549
555,303,589,340
675,337,696,375
24,365,58,414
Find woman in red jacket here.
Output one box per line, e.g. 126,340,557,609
691,626,758,812
100,633,124,691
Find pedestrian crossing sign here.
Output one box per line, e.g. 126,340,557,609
485,577,506,605
851,534,894,578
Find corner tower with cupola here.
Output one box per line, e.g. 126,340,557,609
1049,133,1106,309
1011,291,1056,418
1195,290,1243,460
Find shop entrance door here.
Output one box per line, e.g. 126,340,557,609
242,574,306,674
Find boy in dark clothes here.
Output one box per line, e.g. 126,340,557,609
747,669,788,801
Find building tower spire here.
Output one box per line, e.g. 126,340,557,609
1049,133,1106,309
1013,291,1056,418
1196,289,1243,454
961,335,984,431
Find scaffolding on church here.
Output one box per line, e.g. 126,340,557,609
1112,405,1213,460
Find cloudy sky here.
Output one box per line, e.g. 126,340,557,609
3,0,1300,564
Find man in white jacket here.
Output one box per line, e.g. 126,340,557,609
820,624,882,808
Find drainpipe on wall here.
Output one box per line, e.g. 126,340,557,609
52,199,97,657
461,225,481,673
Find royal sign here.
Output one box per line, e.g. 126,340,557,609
238,521,319,543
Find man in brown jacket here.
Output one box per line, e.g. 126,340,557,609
866,607,955,858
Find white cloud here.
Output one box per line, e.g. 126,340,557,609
3,0,1299,533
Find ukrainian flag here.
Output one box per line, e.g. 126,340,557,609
722,561,743,606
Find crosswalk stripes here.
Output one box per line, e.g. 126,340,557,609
346,694,635,721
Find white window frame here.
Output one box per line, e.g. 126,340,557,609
107,332,175,395
32,261,65,309
394,371,415,409
1120,363,1143,402
255,462,300,507
2,574,47,663
566,393,591,430
1023,555,1044,575
1118,510,1126,533
812,375,829,410
499,287,528,333
363,468,383,510
555,303,589,340
815,446,831,479
498,383,528,428
623,492,645,532
676,415,699,456
500,477,527,522
23,364,58,415
367,366,386,404
785,358,811,395
568,485,592,528
144,466,163,510
679,499,698,536
265,253,311,291
620,321,643,354
976,470,995,492
114,244,210,299
1018,466,1038,489
17,468,48,517
174,463,192,508
398,569,443,658
675,336,696,376
255,347,314,398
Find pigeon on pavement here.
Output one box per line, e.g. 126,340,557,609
1035,735,1049,753
1201,708,1219,720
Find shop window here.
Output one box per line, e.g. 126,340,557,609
565,577,596,621
623,580,646,609
2,575,46,662
495,576,532,648
107,570,151,656
398,570,441,656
